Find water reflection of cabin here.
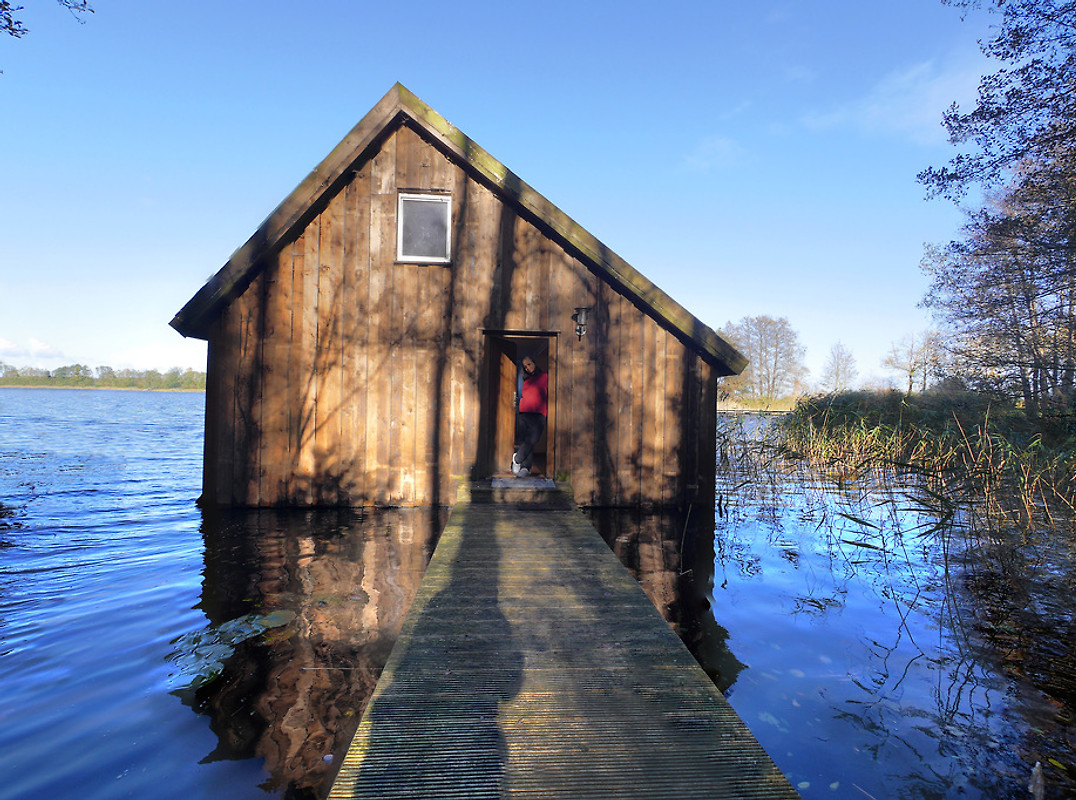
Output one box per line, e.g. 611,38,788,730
171,84,747,509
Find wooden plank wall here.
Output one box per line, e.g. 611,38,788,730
203,122,716,509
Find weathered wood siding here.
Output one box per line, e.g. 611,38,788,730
203,121,716,508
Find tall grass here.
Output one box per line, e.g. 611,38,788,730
778,389,1076,529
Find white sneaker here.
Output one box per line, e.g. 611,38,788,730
517,467,529,478
511,454,521,475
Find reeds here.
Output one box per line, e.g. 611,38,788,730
776,390,1076,530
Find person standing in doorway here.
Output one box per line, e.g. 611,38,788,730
513,356,547,478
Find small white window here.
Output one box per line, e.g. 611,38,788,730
397,193,451,263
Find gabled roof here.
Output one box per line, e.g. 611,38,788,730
171,83,747,376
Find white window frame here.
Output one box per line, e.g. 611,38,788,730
397,192,452,264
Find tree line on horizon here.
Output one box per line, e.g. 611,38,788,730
0,363,206,391
714,315,942,408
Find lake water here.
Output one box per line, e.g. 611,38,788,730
1,390,1072,798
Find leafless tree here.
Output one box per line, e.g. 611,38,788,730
883,331,944,395
718,315,808,406
821,342,859,392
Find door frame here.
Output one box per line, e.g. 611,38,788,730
480,330,558,478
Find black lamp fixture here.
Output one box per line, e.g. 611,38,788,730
571,307,591,340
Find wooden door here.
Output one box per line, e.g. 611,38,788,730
494,341,518,474
482,333,557,478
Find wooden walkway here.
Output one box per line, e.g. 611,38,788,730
328,481,800,799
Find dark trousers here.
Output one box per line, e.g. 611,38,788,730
514,412,545,470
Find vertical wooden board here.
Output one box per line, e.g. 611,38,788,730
429,263,453,504
208,310,236,505
427,134,453,191
663,334,688,504
683,351,700,501
389,264,420,505
697,359,718,507
387,261,403,504
503,213,534,331
605,287,628,505
556,256,585,488
259,244,297,505
411,268,437,505
543,246,575,478
370,133,397,504
372,127,398,195
545,333,559,476
628,307,646,505
570,266,597,504
341,174,370,504
540,227,557,333
587,281,613,504
395,125,426,190
542,235,557,335
221,301,249,505
202,317,232,505
484,191,513,329
639,316,659,505
533,222,553,333
314,191,347,505
235,273,265,506
458,177,494,329
200,321,220,504
365,244,390,504
292,217,320,505
402,267,420,505
438,175,484,486
449,348,471,488
441,346,459,493
649,329,667,503
519,217,544,331
615,291,631,504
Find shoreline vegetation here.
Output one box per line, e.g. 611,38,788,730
0,364,206,392
719,390,1076,797
772,389,1076,529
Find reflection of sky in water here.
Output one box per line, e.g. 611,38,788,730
711,454,1065,799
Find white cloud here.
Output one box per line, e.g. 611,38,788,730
802,58,984,145
683,135,750,172
28,338,64,359
0,337,66,362
0,337,27,358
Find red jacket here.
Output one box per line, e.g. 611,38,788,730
519,370,548,416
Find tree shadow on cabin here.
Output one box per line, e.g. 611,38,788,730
585,239,710,510
171,506,445,798
333,504,524,798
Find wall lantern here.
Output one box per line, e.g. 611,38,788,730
571,307,591,340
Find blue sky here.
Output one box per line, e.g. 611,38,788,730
0,0,995,386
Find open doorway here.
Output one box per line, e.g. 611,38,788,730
482,333,556,478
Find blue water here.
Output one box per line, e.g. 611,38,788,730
708,424,1075,800
1,391,1072,799
0,389,451,799
0,389,254,798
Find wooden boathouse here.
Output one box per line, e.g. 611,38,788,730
172,84,746,508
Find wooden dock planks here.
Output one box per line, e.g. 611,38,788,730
328,486,800,800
